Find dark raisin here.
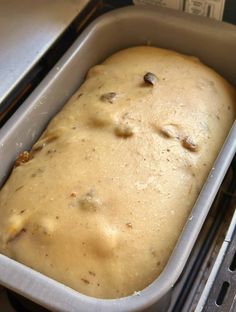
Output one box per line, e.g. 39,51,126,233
144,72,158,86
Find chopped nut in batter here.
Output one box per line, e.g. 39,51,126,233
100,92,117,104
15,151,32,166
182,136,198,152
115,123,134,138
78,190,102,211
159,124,180,139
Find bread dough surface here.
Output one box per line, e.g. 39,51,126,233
0,46,235,299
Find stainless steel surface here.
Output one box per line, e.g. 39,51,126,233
196,208,236,312
0,5,236,312
0,0,90,105
167,167,236,312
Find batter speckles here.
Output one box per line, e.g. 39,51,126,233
31,168,44,178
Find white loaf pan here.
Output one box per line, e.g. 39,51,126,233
0,6,236,312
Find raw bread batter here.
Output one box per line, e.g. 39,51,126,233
0,47,235,299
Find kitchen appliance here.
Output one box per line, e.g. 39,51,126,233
0,1,235,311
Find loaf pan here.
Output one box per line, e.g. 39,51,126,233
0,6,236,312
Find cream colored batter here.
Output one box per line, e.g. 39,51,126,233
0,46,235,299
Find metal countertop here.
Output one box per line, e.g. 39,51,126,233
0,0,90,105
